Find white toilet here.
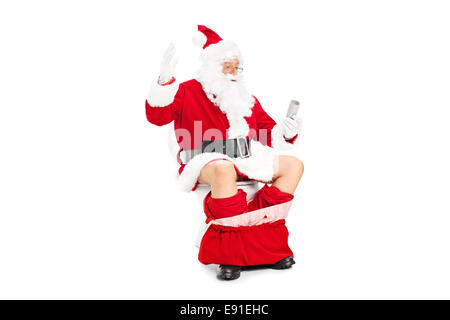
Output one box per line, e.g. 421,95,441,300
194,180,260,247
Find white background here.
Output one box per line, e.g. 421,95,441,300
1,0,449,299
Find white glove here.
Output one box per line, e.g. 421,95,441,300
158,43,178,85
281,116,303,139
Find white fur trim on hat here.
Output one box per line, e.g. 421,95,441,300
271,124,299,150
201,40,243,64
146,80,179,107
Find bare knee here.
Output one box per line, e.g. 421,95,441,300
211,161,237,180
290,157,304,177
200,160,237,184
276,155,304,178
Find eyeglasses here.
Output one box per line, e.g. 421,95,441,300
223,65,244,73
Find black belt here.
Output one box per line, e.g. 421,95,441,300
181,136,251,164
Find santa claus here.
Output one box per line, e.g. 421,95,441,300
145,25,304,280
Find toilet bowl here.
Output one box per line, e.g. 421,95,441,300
194,180,260,247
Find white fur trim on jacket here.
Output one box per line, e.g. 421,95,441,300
271,124,299,151
177,141,276,192
146,80,179,107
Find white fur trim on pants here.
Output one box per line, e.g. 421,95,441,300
146,80,179,107
213,200,292,227
194,200,293,248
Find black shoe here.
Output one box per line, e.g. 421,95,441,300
217,265,241,280
267,256,296,270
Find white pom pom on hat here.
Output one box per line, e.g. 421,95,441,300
192,30,207,48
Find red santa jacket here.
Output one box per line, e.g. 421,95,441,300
145,78,297,191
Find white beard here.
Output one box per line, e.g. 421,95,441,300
196,62,255,139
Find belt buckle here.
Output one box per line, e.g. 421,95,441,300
236,136,251,159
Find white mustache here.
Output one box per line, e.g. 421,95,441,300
224,74,239,82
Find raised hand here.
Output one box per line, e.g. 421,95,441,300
158,43,178,85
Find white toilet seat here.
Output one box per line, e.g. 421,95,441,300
195,180,258,188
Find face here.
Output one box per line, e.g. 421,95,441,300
222,58,240,76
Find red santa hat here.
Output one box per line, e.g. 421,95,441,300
193,25,222,49
192,25,243,64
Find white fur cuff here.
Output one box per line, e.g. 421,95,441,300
147,80,179,107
